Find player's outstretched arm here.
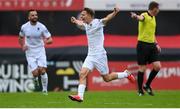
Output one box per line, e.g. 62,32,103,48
130,12,144,21
101,6,120,25
71,16,85,30
71,17,84,26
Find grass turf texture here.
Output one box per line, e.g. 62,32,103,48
0,90,180,108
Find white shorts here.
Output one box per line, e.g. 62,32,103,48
82,54,109,75
25,47,47,72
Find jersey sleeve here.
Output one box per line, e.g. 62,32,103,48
42,25,51,38
77,23,86,30
19,26,25,37
99,19,105,27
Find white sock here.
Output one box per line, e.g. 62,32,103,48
117,71,128,79
78,84,86,100
41,73,48,92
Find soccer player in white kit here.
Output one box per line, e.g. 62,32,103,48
68,7,135,102
18,10,53,94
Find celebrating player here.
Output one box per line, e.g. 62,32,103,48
68,7,135,102
19,10,53,95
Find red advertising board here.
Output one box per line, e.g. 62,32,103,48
0,0,83,11
88,61,180,90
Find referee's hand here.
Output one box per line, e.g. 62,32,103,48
130,12,137,19
156,44,161,53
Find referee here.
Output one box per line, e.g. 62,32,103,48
131,1,161,96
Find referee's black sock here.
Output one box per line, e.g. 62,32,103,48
146,69,159,87
137,71,144,91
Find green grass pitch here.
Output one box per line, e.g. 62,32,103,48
0,90,180,108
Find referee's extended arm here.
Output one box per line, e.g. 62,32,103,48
130,12,144,21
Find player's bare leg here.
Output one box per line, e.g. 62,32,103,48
39,67,48,95
101,70,135,83
68,67,90,102
32,69,40,91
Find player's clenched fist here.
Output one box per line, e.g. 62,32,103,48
114,6,120,13
71,16,76,23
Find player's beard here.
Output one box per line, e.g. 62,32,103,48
30,18,38,24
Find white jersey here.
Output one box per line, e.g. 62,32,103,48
83,19,106,55
19,21,51,48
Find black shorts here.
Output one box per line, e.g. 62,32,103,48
137,41,160,65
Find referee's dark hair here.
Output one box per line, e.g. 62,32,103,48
148,1,159,10
83,7,95,18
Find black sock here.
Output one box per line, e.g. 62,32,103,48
137,71,144,91
146,69,159,87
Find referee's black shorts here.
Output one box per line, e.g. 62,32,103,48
137,41,160,65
